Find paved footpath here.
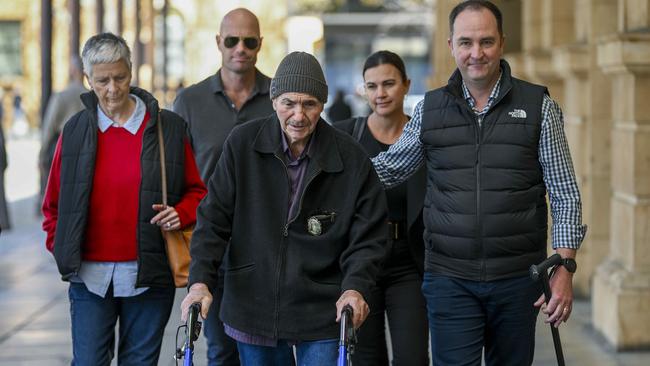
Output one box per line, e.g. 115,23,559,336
0,137,647,365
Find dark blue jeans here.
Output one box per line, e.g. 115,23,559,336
68,282,175,366
237,339,338,366
422,273,542,366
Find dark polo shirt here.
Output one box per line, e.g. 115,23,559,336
173,69,274,182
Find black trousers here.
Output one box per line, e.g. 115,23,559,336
352,239,429,366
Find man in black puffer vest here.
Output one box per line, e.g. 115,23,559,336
371,1,587,365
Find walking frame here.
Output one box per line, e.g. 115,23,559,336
174,302,202,366
337,305,357,366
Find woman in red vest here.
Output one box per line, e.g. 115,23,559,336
42,33,206,366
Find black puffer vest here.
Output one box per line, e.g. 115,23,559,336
53,87,187,287
421,60,548,281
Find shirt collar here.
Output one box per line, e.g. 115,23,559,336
97,94,146,134
212,68,270,96
280,124,315,163
210,71,224,93
461,71,502,115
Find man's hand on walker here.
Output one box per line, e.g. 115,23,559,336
181,282,212,322
336,289,369,329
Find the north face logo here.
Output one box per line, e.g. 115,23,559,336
508,109,527,118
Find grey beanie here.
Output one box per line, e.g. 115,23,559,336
270,51,328,103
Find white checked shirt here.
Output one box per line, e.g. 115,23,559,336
372,75,587,250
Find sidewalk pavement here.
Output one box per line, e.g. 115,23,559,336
0,137,648,365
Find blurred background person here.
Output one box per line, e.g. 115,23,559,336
41,33,206,365
0,97,9,231
327,89,352,122
10,90,29,137
38,56,86,214
173,8,273,366
334,50,428,365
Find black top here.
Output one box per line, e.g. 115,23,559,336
334,116,426,275
359,128,407,223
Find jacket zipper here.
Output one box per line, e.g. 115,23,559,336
458,84,510,282
272,153,322,337
272,154,291,338
475,114,486,281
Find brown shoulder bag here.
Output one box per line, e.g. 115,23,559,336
157,111,193,287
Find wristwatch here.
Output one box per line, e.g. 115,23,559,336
560,258,577,273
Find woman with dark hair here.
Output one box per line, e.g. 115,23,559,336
334,50,429,365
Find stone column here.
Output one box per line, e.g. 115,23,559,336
552,43,591,296
508,0,541,79
521,0,573,106
551,0,617,297
593,29,650,349
430,0,460,88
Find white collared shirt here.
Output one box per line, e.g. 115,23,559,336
97,94,146,134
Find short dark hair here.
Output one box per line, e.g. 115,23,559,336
362,50,408,82
449,0,503,37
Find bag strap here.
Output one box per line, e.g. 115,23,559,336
351,116,366,142
156,110,168,207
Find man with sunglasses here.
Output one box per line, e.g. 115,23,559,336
173,7,273,366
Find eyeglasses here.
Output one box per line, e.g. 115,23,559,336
222,36,260,50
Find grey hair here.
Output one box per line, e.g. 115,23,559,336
81,33,132,76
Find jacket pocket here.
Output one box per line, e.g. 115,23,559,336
225,262,255,274
305,210,337,236
306,272,342,286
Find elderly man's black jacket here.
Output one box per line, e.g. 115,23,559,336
189,115,389,341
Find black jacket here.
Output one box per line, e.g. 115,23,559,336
421,60,548,281
189,115,389,341
54,87,188,287
334,116,426,275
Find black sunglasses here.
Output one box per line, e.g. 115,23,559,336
223,36,260,50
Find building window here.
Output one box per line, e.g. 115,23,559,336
0,21,22,76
